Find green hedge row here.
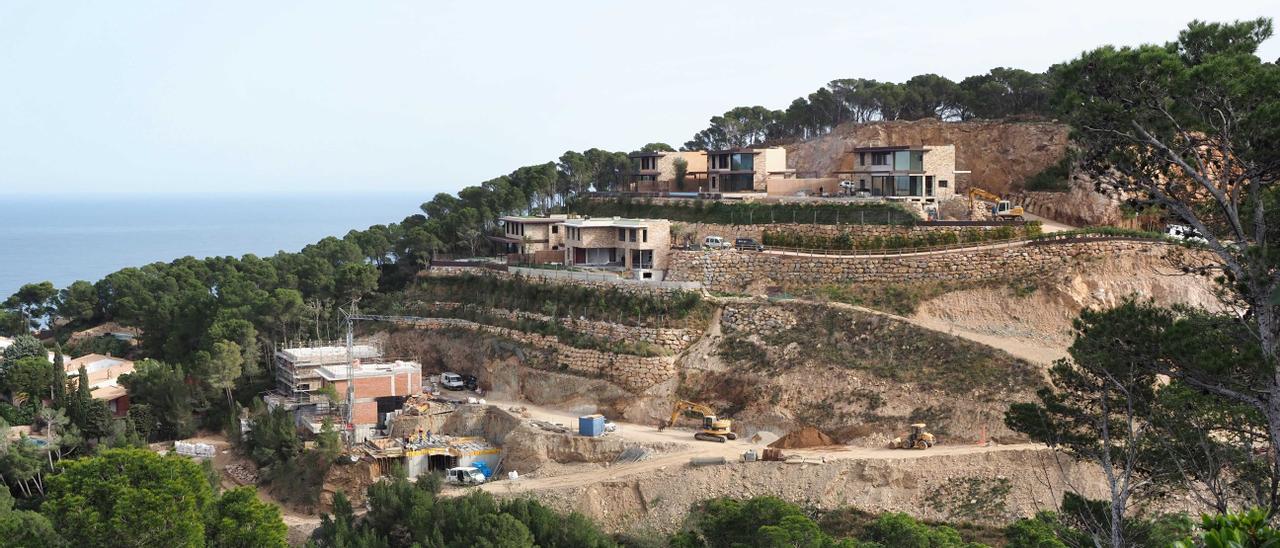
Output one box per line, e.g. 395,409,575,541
762,223,1041,251
571,198,918,226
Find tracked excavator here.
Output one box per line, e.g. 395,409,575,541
666,400,737,443
967,187,1025,221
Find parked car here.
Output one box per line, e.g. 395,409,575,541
1165,224,1208,245
703,236,729,250
441,372,466,390
445,466,487,484
734,238,764,252
462,374,479,391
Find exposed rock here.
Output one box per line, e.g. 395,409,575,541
786,119,1070,195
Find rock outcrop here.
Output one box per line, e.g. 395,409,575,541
786,119,1070,195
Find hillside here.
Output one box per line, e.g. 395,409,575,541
785,119,1070,195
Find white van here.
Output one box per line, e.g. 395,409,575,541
445,466,486,484
440,372,465,391
703,236,729,250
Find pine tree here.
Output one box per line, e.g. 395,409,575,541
50,346,66,409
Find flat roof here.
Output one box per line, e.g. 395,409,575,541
279,345,381,364
499,214,567,224
852,145,926,152
317,360,421,381
561,217,667,228
706,148,761,155
66,354,134,375
628,151,667,157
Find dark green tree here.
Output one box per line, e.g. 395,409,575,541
206,486,288,548
3,281,57,332
0,489,61,547
1006,302,1165,547
1052,18,1280,481
42,448,213,545
1,334,44,363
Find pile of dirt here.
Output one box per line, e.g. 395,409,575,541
768,426,836,449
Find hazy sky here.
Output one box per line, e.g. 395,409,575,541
1,1,1276,196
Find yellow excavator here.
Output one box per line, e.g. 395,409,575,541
666,400,737,443
890,423,936,450
967,187,1025,221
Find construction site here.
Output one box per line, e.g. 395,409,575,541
183,122,1222,541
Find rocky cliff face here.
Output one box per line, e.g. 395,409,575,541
785,119,1071,195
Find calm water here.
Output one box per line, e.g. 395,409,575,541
0,192,425,298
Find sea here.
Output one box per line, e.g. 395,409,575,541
0,192,426,298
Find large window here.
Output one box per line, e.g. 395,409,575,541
871,152,890,166
632,249,654,269
893,150,924,171
722,174,755,191
894,176,911,196
730,153,753,171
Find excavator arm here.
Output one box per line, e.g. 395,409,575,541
668,400,716,427
966,187,1002,204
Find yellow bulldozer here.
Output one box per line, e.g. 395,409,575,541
967,187,1025,221
666,400,737,443
890,423,935,450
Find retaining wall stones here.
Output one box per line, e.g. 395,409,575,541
720,305,797,334
667,240,1212,292
423,302,699,352
405,318,675,393
422,266,700,295
671,222,1005,248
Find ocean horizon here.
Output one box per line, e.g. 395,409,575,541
0,191,427,298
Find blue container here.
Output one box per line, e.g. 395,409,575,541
578,414,605,437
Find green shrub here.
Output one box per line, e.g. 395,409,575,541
572,198,918,226
1022,156,1071,192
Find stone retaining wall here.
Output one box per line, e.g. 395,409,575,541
424,302,698,352
672,222,1003,248
422,266,700,295
406,318,676,393
721,305,797,334
667,240,1212,292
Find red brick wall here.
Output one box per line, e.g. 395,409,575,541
352,401,379,425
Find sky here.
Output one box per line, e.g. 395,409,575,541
0,0,1276,197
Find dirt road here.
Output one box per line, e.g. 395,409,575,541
480,397,1042,496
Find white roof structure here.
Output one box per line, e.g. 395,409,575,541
316,360,421,381
279,344,381,365
561,216,666,228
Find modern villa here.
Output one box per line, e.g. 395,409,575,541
560,217,672,278
696,146,794,193
831,145,957,202
628,150,707,191
490,214,568,254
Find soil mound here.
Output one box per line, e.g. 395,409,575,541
768,426,836,449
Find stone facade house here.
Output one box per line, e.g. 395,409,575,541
629,150,707,192
561,217,672,279
696,146,794,192
832,145,956,202
490,214,568,253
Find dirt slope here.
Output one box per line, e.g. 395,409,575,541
786,119,1069,194
913,246,1226,364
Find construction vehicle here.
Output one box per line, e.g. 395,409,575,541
666,400,737,443
890,423,935,450
967,188,1025,221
